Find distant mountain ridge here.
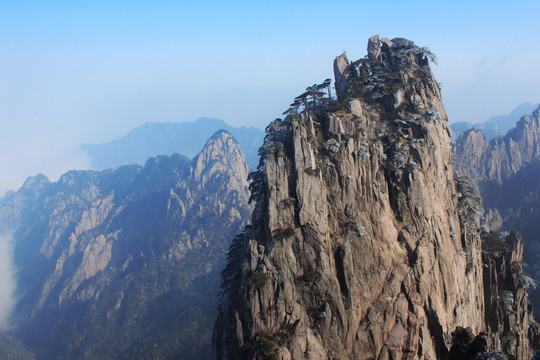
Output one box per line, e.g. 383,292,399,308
453,105,540,317
451,102,539,141
453,106,540,185
80,117,264,171
0,130,252,359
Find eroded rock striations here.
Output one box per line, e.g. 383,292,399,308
214,37,538,359
0,130,251,360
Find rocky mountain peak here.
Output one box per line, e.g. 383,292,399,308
0,174,51,230
504,104,540,160
21,173,49,190
191,130,250,191
196,130,245,165
214,36,537,360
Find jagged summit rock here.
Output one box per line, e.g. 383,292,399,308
366,34,394,60
191,130,250,189
367,34,382,60
214,37,537,360
380,37,394,48
333,51,350,101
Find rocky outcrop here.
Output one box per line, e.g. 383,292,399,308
333,52,350,101
367,35,382,60
1,131,251,360
214,37,538,359
481,231,538,359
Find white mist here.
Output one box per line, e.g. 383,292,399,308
0,232,15,329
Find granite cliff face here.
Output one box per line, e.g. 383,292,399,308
0,130,251,359
214,36,538,359
454,107,540,321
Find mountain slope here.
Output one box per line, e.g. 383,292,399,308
80,118,264,170
214,36,538,360
0,130,251,359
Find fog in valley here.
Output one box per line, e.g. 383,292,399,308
0,233,15,329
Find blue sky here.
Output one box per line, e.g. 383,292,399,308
1,0,540,194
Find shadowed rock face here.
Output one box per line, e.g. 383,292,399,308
214,37,538,360
0,130,251,360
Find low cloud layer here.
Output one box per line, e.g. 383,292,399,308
0,233,16,329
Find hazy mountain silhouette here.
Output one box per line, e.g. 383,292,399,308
81,118,264,170
451,102,539,141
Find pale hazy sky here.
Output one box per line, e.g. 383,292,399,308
1,0,539,194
